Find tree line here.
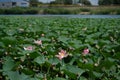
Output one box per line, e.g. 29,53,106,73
98,0,120,5
29,0,91,6
50,0,91,5
29,0,120,7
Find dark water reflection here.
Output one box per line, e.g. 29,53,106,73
0,14,120,18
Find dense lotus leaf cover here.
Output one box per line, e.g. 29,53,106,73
0,16,120,80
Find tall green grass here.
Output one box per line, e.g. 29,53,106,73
0,7,40,14
43,8,79,14
0,6,120,15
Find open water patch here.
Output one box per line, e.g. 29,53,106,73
0,14,120,18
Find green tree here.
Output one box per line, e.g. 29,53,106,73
29,0,39,7
55,0,64,4
113,0,120,5
79,0,91,5
98,0,113,5
55,0,72,4
55,0,91,5
64,0,73,4
98,0,120,5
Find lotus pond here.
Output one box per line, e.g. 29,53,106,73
0,16,120,80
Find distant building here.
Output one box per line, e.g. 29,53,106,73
0,0,29,8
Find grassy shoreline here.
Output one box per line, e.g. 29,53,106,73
0,6,120,15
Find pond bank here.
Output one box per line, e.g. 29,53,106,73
0,6,120,15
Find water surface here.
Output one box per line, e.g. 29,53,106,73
0,14,120,18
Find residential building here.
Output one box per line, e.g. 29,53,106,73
0,0,29,8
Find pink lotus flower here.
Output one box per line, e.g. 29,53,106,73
34,40,42,45
24,46,33,51
55,50,68,60
82,48,89,56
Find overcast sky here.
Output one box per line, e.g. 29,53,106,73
39,0,98,5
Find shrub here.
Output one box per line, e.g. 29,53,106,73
43,8,78,14
91,10,111,15
80,8,91,12
4,7,25,14
116,9,120,14
25,9,39,14
2,7,39,14
0,9,5,14
90,8,120,15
